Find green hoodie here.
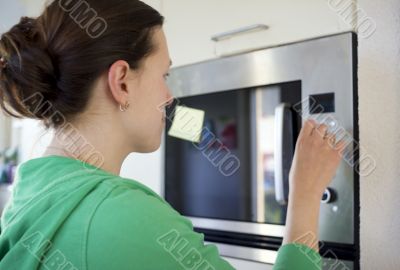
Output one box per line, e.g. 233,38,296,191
0,155,320,269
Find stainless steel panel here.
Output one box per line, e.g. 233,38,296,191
189,216,285,237
207,242,277,265
208,242,354,269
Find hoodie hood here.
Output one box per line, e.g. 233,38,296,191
0,156,117,269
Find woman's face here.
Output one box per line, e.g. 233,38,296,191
122,27,173,153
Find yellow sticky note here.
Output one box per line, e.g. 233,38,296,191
168,106,205,143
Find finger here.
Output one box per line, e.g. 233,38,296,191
301,119,317,136
315,124,328,139
326,132,336,147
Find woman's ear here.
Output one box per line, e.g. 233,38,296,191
107,60,132,105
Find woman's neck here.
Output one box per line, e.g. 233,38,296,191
43,121,131,176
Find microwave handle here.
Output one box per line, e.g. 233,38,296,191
274,103,295,205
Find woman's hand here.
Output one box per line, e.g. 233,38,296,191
289,119,345,200
282,119,345,251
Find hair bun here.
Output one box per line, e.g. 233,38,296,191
0,16,60,124
17,17,35,35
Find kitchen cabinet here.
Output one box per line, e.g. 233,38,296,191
162,0,356,67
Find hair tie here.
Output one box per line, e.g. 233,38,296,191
0,57,7,70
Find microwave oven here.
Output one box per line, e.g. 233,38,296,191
164,32,359,269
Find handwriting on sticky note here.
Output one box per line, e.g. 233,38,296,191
168,106,205,143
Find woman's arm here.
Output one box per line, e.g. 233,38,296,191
283,119,344,250
273,119,345,270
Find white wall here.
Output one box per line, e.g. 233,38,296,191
12,119,52,162
0,112,11,153
0,0,26,30
358,0,400,269
19,0,47,16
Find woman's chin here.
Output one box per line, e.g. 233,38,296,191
149,141,162,153
137,139,161,153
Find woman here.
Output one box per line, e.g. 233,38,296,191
0,1,343,269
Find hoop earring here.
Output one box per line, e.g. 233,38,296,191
119,101,130,112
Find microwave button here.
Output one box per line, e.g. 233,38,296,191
321,188,336,204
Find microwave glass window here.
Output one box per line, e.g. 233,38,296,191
165,81,302,225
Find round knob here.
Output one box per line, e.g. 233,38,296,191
321,188,336,204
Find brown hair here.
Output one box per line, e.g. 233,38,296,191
0,0,164,128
